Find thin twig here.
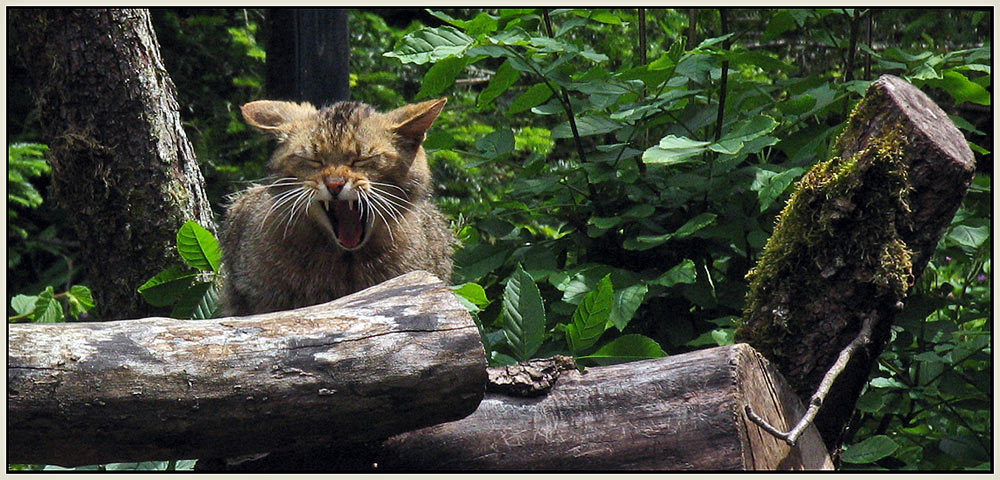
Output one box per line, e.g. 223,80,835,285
745,315,875,446
541,9,588,165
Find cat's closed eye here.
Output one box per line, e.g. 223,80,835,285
353,155,378,167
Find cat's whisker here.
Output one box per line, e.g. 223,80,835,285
367,186,414,215
282,188,315,238
267,187,312,232
359,189,395,243
259,186,311,233
368,184,415,207
365,189,406,228
369,181,410,196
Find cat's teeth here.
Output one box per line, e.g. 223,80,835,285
323,200,330,211
349,199,356,210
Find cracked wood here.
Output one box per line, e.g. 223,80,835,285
7,271,487,467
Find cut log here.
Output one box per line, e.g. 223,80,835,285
7,271,486,467
202,344,833,471
737,74,976,449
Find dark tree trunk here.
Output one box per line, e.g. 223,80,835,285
737,75,976,452
265,8,350,106
9,8,215,321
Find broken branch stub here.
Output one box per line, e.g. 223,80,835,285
737,74,975,449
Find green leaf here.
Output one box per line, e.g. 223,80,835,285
939,436,990,463
66,285,96,317
762,10,799,41
566,274,614,354
11,294,37,316
171,282,220,320
384,26,474,65
752,167,806,212
489,26,532,46
509,83,555,114
551,116,621,139
464,12,500,35
571,9,623,25
417,56,468,99
926,70,990,105
476,128,515,160
501,264,546,361
176,221,221,272
710,115,778,155
641,135,710,166
454,243,510,284
477,59,520,109
577,334,666,365
650,259,697,287
610,283,647,331
624,213,717,250
452,283,490,313
946,224,989,252
138,265,199,307
841,435,900,464
777,94,818,116
693,33,735,51
32,286,64,323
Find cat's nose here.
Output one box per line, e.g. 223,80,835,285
325,176,346,196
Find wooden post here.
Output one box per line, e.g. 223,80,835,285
7,271,486,467
204,344,833,471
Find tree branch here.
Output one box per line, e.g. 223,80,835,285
745,315,875,446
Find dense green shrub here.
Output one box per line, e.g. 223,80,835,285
7,8,989,471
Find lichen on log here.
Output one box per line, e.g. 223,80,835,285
736,75,975,450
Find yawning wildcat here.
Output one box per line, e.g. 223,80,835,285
220,98,455,316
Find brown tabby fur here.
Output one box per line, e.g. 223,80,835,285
220,98,454,316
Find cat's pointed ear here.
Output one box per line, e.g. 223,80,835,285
241,100,317,140
391,97,447,144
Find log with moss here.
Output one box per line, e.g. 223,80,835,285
736,75,976,449
7,271,487,467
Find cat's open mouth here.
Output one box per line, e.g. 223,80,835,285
321,199,372,251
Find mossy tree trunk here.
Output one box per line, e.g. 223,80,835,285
10,8,215,321
737,75,975,453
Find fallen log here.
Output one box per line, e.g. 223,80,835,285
7,271,486,467
737,74,976,449
199,344,834,471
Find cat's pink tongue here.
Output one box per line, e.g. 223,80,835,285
334,200,363,248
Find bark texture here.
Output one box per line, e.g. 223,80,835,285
737,75,975,450
9,8,215,320
201,344,833,471
8,271,487,467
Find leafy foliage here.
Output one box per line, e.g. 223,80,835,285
387,8,990,469
5,7,990,471
138,221,223,319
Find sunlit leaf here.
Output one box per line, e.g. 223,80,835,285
176,221,221,273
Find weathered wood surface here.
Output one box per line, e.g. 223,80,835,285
737,74,976,449
206,344,833,471
7,271,486,467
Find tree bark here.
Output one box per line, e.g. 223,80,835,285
7,271,486,467
9,8,215,321
737,75,976,450
199,344,833,471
